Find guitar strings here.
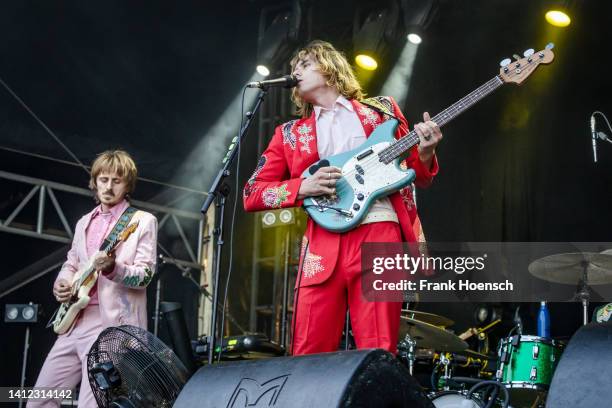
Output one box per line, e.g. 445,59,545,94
334,75,502,182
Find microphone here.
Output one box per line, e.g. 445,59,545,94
598,131,612,144
591,115,598,163
247,75,298,89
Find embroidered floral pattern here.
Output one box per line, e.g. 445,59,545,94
297,123,314,154
299,237,324,279
400,185,415,210
300,236,308,260
359,106,382,128
262,184,291,208
303,249,324,279
244,155,267,197
282,120,297,150
122,270,153,288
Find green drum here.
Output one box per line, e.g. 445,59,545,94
496,335,564,407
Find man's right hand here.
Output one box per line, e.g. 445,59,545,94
297,166,342,199
53,279,72,303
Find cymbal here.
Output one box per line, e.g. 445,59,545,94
401,309,454,327
528,252,612,285
399,318,468,352
458,349,496,361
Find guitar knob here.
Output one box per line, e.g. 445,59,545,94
523,48,534,57
356,193,364,201
499,58,511,68
353,203,361,211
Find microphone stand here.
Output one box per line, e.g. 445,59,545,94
200,87,269,365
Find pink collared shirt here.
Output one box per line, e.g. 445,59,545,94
314,95,366,160
84,199,130,305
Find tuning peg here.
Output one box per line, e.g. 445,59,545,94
500,58,511,67
523,49,534,57
545,42,555,50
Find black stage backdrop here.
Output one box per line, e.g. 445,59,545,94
0,0,611,391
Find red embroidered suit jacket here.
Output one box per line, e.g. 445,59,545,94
243,96,439,287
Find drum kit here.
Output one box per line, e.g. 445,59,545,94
398,250,612,408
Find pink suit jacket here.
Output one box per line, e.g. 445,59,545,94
55,206,157,334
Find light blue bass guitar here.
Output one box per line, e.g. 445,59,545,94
302,44,555,232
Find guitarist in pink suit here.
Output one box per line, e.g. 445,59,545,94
28,150,157,407
243,41,443,355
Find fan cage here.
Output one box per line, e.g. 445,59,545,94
87,325,190,408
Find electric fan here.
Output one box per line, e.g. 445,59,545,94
87,325,190,407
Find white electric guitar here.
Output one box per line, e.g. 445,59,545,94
51,221,138,334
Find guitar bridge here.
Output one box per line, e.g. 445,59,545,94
310,197,353,217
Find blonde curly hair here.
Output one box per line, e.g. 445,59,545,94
290,40,364,118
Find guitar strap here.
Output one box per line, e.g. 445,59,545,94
360,96,399,121
99,206,138,251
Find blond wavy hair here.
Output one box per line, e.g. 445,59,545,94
89,150,138,198
290,40,364,117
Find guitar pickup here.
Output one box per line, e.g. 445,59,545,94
355,164,364,175
356,149,373,161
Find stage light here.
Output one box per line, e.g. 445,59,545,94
262,212,277,226
256,3,305,78
353,3,402,79
279,209,293,224
261,208,297,228
6,306,18,320
401,0,438,43
22,305,36,320
256,65,271,77
355,54,378,71
545,10,571,27
4,303,39,323
407,33,422,44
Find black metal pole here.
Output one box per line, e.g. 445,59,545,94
202,88,269,365
280,229,290,350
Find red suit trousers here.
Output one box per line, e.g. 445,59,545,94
291,221,403,355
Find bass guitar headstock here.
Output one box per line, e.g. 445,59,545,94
499,43,555,85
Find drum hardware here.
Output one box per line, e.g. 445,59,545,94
528,252,612,326
466,380,510,408
575,273,592,326
397,334,417,375
440,353,451,390
399,317,469,352
459,319,501,341
401,309,454,327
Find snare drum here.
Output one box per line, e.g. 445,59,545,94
430,391,483,408
496,335,564,406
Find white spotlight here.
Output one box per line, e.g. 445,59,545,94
256,65,271,77
407,33,422,44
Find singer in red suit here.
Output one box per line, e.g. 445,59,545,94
243,40,442,355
